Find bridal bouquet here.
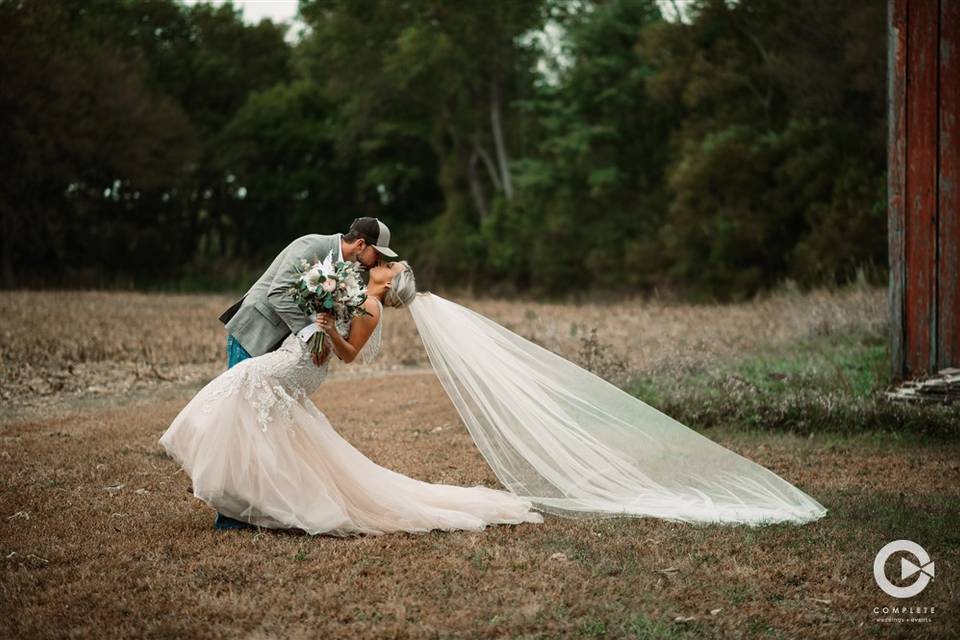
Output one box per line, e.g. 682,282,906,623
288,250,370,358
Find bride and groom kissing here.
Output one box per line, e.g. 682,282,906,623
159,217,828,537
160,217,544,535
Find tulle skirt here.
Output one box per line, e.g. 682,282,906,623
158,376,545,537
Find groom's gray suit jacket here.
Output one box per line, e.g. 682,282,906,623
219,234,340,357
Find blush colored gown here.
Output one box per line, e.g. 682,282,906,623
158,300,544,536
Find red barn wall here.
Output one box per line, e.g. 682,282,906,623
888,0,960,381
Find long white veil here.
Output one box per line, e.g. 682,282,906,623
407,292,827,526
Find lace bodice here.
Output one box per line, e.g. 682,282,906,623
200,299,382,433
355,299,382,365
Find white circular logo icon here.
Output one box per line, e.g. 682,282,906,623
874,540,935,598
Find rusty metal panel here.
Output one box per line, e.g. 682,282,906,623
905,0,939,378
939,0,960,371
889,0,908,381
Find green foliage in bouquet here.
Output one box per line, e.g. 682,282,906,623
288,252,371,358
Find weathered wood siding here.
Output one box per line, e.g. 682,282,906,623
888,0,960,381
939,0,959,374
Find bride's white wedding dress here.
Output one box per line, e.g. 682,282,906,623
158,299,544,536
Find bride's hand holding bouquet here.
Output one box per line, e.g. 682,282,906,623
315,312,336,335
288,250,370,365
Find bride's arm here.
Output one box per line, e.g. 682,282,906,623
317,299,380,364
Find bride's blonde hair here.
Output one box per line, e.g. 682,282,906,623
386,260,416,308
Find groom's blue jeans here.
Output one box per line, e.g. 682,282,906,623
215,334,255,530
226,334,252,369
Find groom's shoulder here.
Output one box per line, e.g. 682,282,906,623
277,234,338,265
292,232,336,243
285,233,338,251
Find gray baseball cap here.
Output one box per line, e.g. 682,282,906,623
349,217,398,258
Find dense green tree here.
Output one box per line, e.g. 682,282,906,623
217,80,360,257
0,0,292,285
0,0,197,285
505,0,674,293
642,0,887,297
0,0,889,297
298,0,548,285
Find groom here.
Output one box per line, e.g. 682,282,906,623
212,217,399,531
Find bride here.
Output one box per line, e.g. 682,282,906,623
159,260,827,537
160,260,543,536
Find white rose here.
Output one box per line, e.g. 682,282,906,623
304,268,322,292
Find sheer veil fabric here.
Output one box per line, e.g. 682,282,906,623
408,292,827,527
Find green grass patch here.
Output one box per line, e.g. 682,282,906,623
827,489,960,550
612,612,711,639
627,329,958,439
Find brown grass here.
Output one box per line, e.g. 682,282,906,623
2,286,956,639
1,372,957,639
0,284,886,414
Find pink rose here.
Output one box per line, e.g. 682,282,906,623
322,278,337,293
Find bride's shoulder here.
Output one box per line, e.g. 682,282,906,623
348,297,380,330
361,297,382,319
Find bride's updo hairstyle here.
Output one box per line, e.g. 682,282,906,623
386,260,416,308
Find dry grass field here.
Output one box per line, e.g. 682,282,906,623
0,284,886,415
1,286,957,639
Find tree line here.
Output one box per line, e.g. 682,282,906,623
0,0,887,299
